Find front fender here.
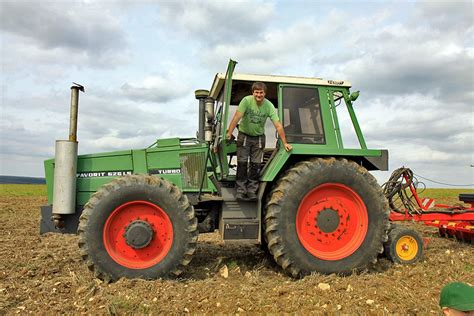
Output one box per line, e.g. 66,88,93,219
260,148,290,182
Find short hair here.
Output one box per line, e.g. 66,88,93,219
251,82,267,93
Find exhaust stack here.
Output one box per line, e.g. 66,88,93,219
204,97,215,143
195,89,209,142
52,83,84,225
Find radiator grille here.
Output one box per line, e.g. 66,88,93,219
180,152,207,189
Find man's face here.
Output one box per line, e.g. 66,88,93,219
253,89,265,104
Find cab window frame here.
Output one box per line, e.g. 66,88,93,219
279,84,326,145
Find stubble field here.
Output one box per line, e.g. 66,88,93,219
0,184,473,314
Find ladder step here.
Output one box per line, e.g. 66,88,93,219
221,218,259,241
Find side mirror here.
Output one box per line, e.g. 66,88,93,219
350,91,360,102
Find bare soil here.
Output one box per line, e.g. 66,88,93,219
0,193,472,314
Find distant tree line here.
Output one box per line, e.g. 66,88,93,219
0,175,46,184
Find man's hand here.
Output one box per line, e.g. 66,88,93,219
273,121,292,152
227,111,243,141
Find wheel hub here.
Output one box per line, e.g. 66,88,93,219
124,220,154,249
396,236,418,261
316,208,340,233
307,198,348,243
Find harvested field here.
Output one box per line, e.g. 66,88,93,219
0,185,473,314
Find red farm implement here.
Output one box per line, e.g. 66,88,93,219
381,168,473,264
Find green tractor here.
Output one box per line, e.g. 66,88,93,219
41,60,389,281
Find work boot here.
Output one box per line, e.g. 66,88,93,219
247,192,257,201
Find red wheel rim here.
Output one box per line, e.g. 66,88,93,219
296,183,368,260
103,200,173,269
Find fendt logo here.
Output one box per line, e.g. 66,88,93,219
327,80,344,85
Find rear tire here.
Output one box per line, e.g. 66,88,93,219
78,175,198,281
264,158,389,277
384,224,423,264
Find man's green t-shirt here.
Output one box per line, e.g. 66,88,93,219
237,95,279,136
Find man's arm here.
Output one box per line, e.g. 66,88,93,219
273,120,292,152
226,111,244,139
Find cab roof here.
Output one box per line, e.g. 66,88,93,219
209,73,352,99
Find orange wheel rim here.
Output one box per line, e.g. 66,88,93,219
296,183,368,261
395,235,418,261
103,200,173,269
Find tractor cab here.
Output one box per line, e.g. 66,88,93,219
196,60,388,244
206,60,383,184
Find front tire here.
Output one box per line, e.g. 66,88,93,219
264,158,389,277
78,175,198,281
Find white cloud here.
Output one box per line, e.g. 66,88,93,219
1,1,126,53
415,1,474,32
121,74,189,103
355,92,473,186
342,30,473,103
0,1,130,75
199,10,352,74
158,0,275,45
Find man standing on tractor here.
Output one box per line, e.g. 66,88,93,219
226,82,292,201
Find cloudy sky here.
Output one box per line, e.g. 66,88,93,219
1,0,473,188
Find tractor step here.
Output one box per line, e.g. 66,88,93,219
220,218,259,241
220,187,258,218
219,187,259,241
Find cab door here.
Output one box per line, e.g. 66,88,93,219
212,59,237,180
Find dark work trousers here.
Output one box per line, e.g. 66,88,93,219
236,132,265,195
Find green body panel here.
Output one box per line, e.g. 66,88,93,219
78,150,133,170
75,150,134,204
260,149,290,182
157,138,180,147
132,150,148,173
44,159,54,204
261,145,385,181
45,138,218,206
147,150,180,168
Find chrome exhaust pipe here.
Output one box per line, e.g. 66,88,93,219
52,83,84,227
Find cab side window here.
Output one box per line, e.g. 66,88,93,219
282,86,325,144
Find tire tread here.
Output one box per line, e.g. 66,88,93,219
78,174,198,281
264,157,389,277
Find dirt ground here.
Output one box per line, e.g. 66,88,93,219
0,193,473,315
